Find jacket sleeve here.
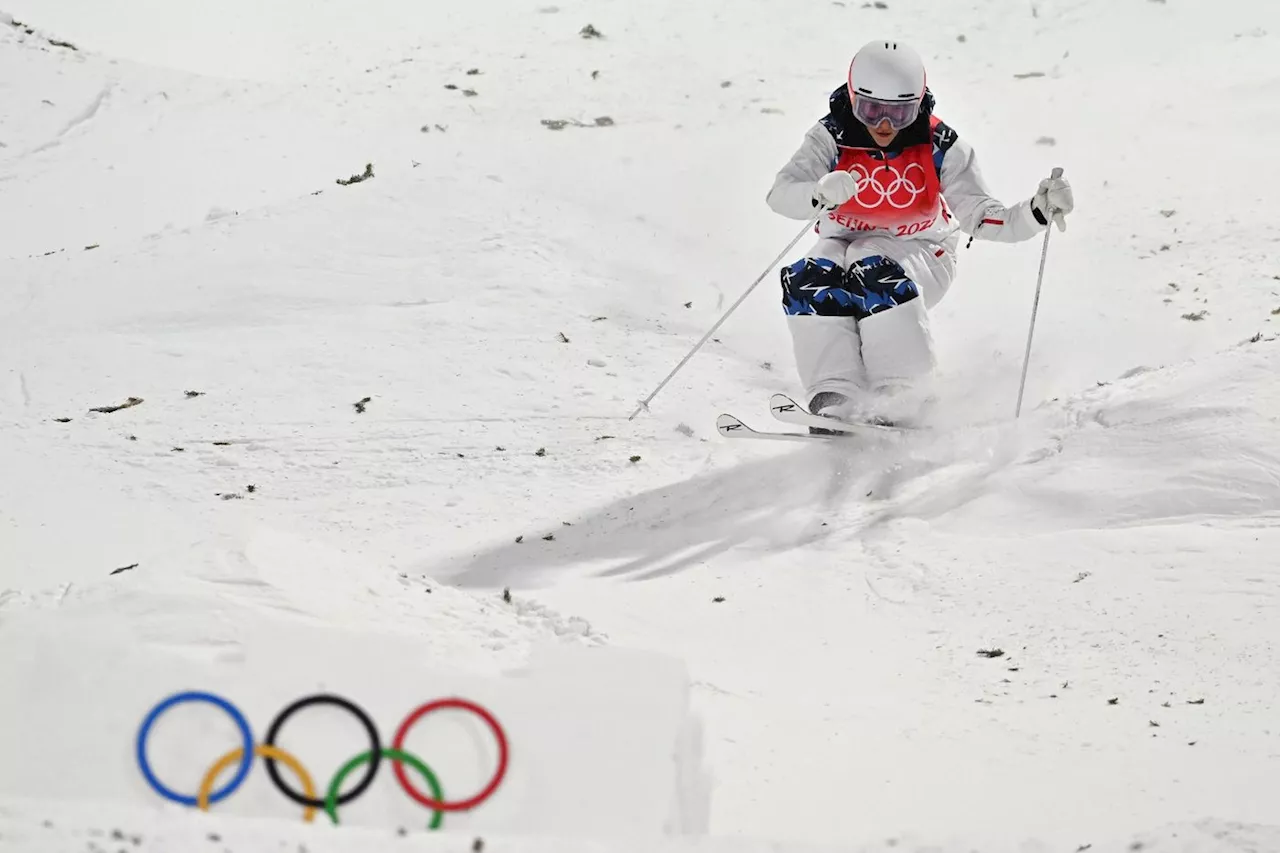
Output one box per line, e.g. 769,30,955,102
765,122,838,220
939,137,1047,242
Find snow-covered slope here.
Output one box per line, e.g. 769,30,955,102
3,0,1280,850
6,801,1280,853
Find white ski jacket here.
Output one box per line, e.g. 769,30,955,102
766,89,1048,247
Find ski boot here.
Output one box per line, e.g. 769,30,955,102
865,382,937,429
807,391,858,435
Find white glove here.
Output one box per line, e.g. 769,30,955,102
814,170,858,209
1033,169,1073,231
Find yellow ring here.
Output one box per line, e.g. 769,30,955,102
196,744,317,822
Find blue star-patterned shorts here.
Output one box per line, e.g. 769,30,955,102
780,254,919,319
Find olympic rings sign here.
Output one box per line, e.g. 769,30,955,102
850,161,927,210
136,691,509,828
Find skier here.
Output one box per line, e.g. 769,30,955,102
766,39,1074,432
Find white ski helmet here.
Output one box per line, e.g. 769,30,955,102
847,40,927,130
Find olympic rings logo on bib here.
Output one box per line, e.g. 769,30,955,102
849,161,927,210
135,691,509,828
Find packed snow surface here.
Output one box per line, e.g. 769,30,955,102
3,1,1280,851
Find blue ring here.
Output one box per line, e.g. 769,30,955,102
136,691,254,806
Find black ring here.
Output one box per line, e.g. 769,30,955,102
263,693,381,808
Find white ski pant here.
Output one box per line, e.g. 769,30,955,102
781,233,957,407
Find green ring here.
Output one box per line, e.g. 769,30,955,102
324,748,445,830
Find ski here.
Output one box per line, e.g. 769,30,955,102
768,393,906,436
715,413,842,442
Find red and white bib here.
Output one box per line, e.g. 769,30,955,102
828,141,940,233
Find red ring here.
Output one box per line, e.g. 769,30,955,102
390,698,508,811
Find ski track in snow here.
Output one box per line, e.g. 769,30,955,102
26,80,113,155
3,0,1280,848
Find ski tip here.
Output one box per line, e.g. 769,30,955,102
716,413,747,434
716,412,841,443
768,393,802,413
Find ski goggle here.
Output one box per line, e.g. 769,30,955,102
852,94,921,130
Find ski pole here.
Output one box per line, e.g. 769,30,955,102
628,210,824,420
1015,166,1063,419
